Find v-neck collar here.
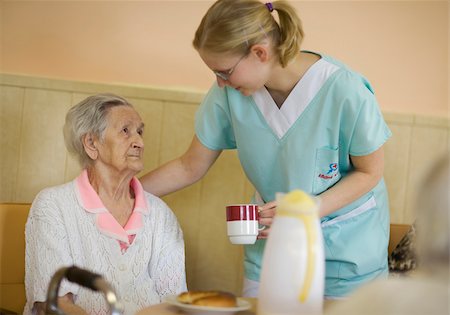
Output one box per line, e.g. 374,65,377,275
252,56,339,139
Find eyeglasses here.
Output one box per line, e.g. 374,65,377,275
213,53,248,81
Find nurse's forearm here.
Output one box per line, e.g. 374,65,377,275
318,147,385,217
140,158,202,197
318,171,379,217
140,136,222,197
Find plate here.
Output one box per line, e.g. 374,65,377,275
164,294,252,315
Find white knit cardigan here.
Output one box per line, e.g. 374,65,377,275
24,180,186,315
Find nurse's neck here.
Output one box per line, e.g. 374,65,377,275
265,52,320,108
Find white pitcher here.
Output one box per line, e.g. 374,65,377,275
258,190,325,315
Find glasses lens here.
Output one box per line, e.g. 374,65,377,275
214,53,247,81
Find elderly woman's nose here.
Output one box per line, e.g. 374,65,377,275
133,139,144,149
131,133,144,148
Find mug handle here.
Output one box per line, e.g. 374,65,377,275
255,194,267,232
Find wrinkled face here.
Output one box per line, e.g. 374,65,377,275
94,106,145,174
199,47,272,96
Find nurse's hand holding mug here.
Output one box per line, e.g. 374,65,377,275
226,204,266,244
256,201,277,239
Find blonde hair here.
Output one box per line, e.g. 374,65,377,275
193,0,304,67
63,93,132,168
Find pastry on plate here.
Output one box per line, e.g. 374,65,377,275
177,290,237,307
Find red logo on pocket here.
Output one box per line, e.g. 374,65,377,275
318,163,338,179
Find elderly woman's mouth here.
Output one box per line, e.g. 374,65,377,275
128,152,142,157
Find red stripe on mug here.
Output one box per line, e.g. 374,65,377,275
226,204,259,221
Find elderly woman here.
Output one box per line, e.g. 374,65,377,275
24,94,186,315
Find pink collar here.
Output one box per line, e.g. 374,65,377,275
75,169,149,245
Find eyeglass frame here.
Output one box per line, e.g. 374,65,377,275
213,52,249,81
212,24,271,81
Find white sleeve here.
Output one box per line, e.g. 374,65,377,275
150,200,187,298
25,189,79,311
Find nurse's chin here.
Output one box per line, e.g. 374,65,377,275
236,88,253,97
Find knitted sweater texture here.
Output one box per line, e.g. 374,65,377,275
24,179,186,315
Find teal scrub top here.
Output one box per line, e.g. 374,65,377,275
195,52,392,297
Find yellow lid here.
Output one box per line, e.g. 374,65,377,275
277,190,316,214
284,190,314,205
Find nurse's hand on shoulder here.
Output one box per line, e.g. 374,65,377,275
257,200,277,239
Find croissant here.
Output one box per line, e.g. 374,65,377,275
177,290,237,307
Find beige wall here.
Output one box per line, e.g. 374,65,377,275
1,1,448,116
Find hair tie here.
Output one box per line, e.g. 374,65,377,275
265,2,274,12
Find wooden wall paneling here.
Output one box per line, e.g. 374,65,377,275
131,98,164,176
64,152,82,183
63,93,89,182
6,73,450,299
243,178,256,203
383,114,413,223
158,101,202,291
162,184,202,291
0,86,25,202
403,118,449,224
194,150,248,294
15,89,72,202
158,101,197,161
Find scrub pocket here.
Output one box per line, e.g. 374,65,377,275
313,146,341,194
321,195,388,282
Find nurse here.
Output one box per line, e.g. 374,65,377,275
141,0,391,298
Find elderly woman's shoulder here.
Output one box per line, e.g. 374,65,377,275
35,181,75,200
30,181,77,214
143,191,177,216
143,191,167,207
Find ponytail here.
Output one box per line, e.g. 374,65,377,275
270,1,305,67
193,0,305,67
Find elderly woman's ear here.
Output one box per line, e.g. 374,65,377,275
82,133,98,161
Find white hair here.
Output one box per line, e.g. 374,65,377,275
63,93,132,168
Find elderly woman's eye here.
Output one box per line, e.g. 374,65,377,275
122,127,129,134
138,129,144,135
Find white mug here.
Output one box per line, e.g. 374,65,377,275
226,204,265,245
